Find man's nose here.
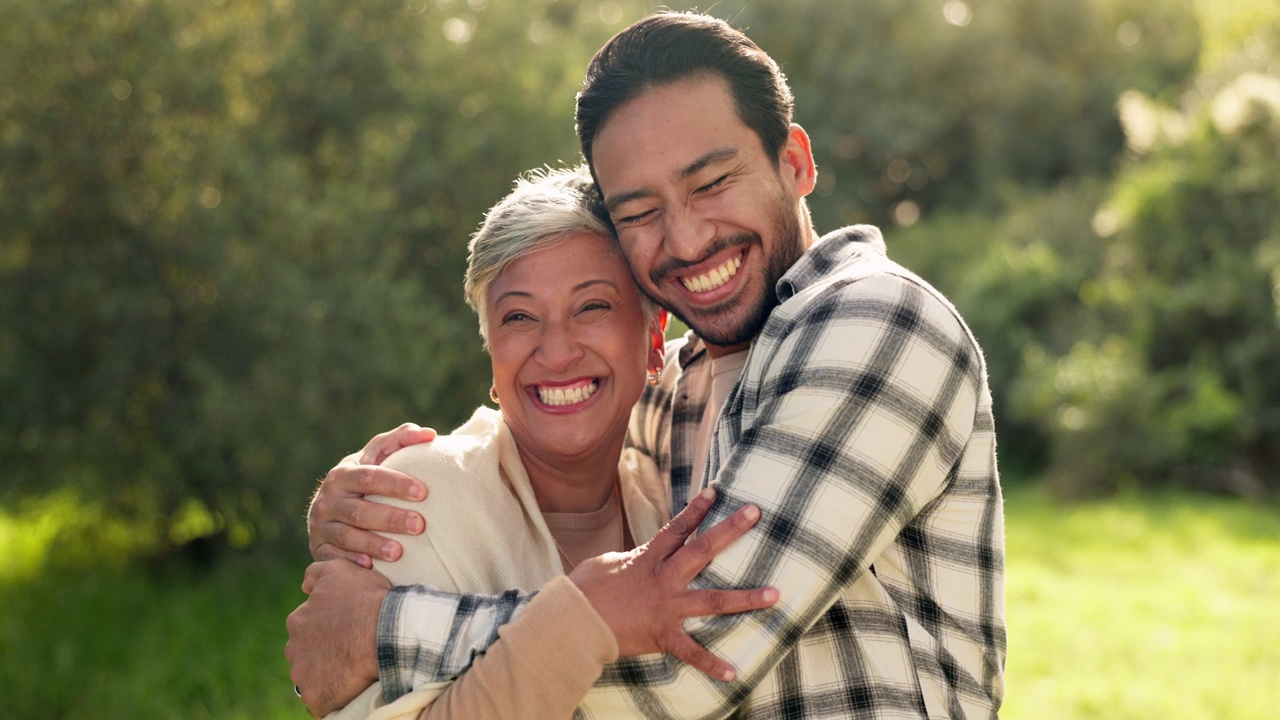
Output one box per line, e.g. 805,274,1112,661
663,205,715,263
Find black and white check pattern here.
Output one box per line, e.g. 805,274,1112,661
379,226,1006,718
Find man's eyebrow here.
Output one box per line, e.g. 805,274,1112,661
679,147,738,179
604,147,740,213
604,188,655,214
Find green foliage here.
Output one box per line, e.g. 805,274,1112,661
894,8,1280,496
1047,63,1280,496
0,0,633,544
737,0,1200,229
0,0,1275,547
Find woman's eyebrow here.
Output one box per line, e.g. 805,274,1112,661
573,279,620,293
493,289,533,305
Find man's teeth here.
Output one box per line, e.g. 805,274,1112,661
680,255,742,293
538,381,598,406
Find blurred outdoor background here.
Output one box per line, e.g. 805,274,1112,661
2,0,1278,717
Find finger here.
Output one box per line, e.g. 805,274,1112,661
660,629,737,682
359,423,438,465
645,487,717,558
330,465,428,504
675,586,779,618
301,562,328,594
310,541,373,569
666,503,761,581
313,521,405,563
330,491,425,534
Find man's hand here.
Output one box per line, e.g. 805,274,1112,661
569,488,779,682
286,560,392,717
308,423,436,567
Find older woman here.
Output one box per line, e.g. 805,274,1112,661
320,166,771,720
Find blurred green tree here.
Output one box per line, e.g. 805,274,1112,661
1,0,1272,557
0,0,632,547
738,0,1200,229
894,13,1280,497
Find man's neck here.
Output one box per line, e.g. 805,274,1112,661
704,340,752,359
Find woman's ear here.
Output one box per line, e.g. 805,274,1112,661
648,309,669,371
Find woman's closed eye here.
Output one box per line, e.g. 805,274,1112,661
577,300,612,315
501,310,536,324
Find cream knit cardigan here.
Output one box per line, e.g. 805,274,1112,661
328,406,668,720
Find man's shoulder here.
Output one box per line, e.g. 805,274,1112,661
773,228,985,359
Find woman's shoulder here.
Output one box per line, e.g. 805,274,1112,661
372,407,506,508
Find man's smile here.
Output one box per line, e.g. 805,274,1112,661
678,253,743,293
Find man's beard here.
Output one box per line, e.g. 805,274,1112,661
644,195,804,347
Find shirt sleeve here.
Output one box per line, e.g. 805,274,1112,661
586,275,985,718
377,583,533,700
415,576,618,720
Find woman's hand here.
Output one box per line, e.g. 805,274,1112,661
308,423,436,567
568,487,778,682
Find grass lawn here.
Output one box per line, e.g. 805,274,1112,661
1001,489,1280,719
2,485,1278,719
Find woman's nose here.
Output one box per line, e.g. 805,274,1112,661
535,322,585,372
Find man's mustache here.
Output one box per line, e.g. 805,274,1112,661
649,233,761,286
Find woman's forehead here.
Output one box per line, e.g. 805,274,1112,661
491,233,632,297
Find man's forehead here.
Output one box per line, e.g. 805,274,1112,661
594,77,738,153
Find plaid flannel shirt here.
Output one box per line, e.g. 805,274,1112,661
378,225,1006,718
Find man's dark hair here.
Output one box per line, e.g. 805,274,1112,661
576,12,796,172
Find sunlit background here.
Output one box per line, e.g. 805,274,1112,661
1,0,1278,717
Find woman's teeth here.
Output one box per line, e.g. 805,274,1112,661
680,255,742,293
537,381,598,406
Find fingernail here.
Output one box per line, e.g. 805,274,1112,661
409,484,426,500
381,543,398,560
406,515,423,533
762,587,779,604
742,505,760,522
698,487,715,502
721,668,735,682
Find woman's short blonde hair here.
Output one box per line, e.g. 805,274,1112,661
464,165,655,344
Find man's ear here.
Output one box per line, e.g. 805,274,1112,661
779,124,817,198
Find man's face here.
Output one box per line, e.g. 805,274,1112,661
591,75,813,349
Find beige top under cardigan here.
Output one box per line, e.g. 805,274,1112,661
327,407,669,720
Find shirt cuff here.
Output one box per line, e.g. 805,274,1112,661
377,585,416,702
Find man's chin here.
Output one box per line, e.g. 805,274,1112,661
681,307,771,348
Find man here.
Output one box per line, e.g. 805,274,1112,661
292,11,1005,719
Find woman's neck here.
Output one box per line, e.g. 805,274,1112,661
514,436,625,513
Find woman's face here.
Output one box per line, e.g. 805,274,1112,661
486,232,659,463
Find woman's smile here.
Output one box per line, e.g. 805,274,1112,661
529,377,603,409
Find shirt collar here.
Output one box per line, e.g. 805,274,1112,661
777,224,886,303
